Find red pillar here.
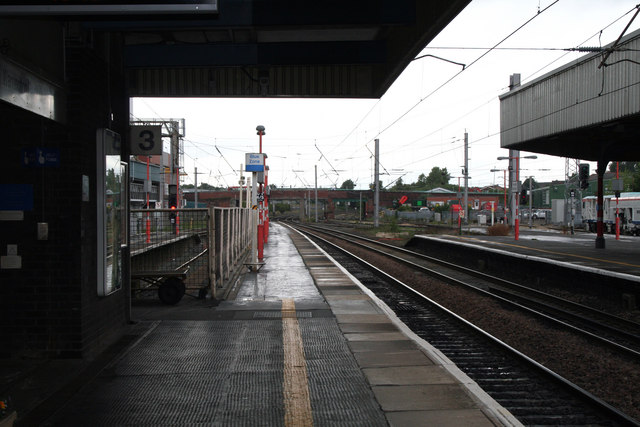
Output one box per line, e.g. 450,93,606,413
514,157,520,240
595,159,606,249
257,128,264,260
146,156,151,243
264,165,270,242
176,171,180,235
615,162,620,240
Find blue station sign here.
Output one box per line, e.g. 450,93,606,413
245,153,266,172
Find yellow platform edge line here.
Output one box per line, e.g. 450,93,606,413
282,298,313,427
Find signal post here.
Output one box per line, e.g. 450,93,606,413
245,125,268,269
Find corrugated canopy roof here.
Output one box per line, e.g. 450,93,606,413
499,28,640,161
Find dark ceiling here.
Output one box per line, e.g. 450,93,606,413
87,0,471,98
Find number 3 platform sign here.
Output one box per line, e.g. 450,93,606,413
130,125,162,155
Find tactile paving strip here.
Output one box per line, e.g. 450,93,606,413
253,311,313,319
299,318,388,427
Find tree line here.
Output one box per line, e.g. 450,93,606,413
340,167,455,191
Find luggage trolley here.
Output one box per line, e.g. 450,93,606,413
130,208,211,304
131,266,191,305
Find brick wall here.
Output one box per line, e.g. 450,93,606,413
67,34,130,359
0,31,130,359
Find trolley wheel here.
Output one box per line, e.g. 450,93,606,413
158,278,186,305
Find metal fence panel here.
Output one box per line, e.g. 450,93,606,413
130,208,210,300
130,207,252,302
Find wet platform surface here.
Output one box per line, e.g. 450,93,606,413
415,230,640,280
15,223,522,426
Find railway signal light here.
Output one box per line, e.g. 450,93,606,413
168,184,177,209
579,163,590,189
520,188,528,205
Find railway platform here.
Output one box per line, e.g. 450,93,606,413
6,223,521,426
407,229,640,313
411,229,640,279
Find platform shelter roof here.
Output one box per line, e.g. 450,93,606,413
499,28,640,162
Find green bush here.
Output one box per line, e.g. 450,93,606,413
432,203,449,213
382,215,400,232
487,224,510,236
274,203,291,212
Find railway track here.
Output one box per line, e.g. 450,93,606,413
297,222,640,358
283,221,640,426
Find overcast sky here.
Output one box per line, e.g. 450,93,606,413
132,0,640,190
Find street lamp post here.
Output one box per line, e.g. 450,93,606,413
497,154,537,240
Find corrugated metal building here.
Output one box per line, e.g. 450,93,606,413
500,28,640,161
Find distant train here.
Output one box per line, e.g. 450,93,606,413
582,193,640,235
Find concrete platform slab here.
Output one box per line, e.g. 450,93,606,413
344,331,408,341
354,350,435,368
348,340,419,353
335,313,392,323
373,384,479,411
320,289,363,295
387,409,497,427
325,294,372,301
364,365,459,385
326,299,385,314
338,323,400,333
316,282,358,288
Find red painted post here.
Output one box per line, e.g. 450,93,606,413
257,127,265,260
146,156,151,243
264,165,269,243
615,162,620,240
503,170,507,224
176,172,180,235
596,160,605,249
514,156,520,240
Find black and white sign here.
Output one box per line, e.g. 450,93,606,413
130,125,162,155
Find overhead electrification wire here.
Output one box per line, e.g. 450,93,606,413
391,79,640,181
315,142,340,177
598,3,640,68
354,2,640,184
337,1,560,176
367,0,560,145
215,145,238,175
365,145,392,176
326,99,381,156
523,3,640,82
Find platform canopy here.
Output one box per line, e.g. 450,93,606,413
78,0,471,99
499,28,640,162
